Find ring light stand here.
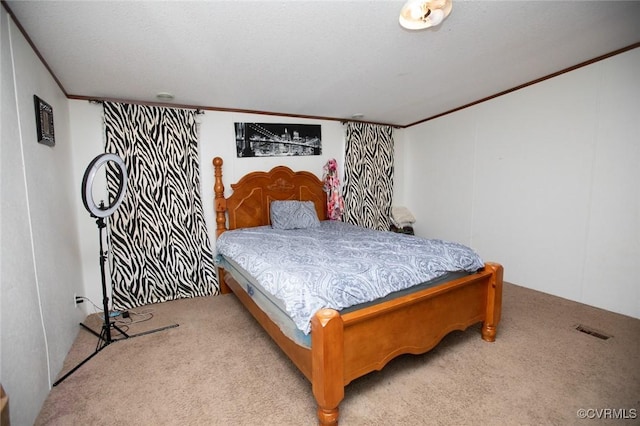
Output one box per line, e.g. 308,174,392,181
53,153,177,387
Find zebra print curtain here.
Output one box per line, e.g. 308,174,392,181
103,102,218,310
342,122,394,231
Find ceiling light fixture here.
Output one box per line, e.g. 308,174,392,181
399,0,453,30
156,92,175,101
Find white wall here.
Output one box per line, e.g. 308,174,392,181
4,4,636,422
398,48,639,319
1,8,85,425
68,101,346,308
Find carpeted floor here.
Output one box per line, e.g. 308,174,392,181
36,282,640,425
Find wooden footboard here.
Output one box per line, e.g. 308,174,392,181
309,262,503,425
212,157,503,425
219,262,503,425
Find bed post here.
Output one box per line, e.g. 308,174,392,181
213,156,231,294
481,262,503,342
213,157,227,237
311,309,344,426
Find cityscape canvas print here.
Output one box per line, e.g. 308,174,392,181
234,123,322,157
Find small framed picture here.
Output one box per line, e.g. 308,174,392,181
34,95,55,146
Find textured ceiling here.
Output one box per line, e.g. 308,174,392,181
5,0,640,127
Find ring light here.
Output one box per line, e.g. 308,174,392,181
55,150,175,387
81,153,127,218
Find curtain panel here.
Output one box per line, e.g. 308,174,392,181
103,102,218,310
342,122,394,231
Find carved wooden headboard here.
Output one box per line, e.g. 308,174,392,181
213,157,327,236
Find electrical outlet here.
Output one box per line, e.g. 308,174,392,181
74,294,84,307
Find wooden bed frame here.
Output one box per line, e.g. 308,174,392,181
213,157,503,425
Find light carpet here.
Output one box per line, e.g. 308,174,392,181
36,283,640,425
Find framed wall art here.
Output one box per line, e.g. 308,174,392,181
34,95,55,146
234,122,321,157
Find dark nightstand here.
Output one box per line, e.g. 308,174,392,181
390,224,414,235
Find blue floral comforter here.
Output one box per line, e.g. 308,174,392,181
216,221,484,334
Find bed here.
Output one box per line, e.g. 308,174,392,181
212,156,503,425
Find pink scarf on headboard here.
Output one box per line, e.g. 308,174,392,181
322,158,345,221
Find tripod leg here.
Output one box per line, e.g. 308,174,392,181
53,320,113,387
79,322,102,339
124,323,179,339
95,325,109,352
52,348,101,387
52,334,110,387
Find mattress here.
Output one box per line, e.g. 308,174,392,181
216,254,472,348
215,221,484,334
